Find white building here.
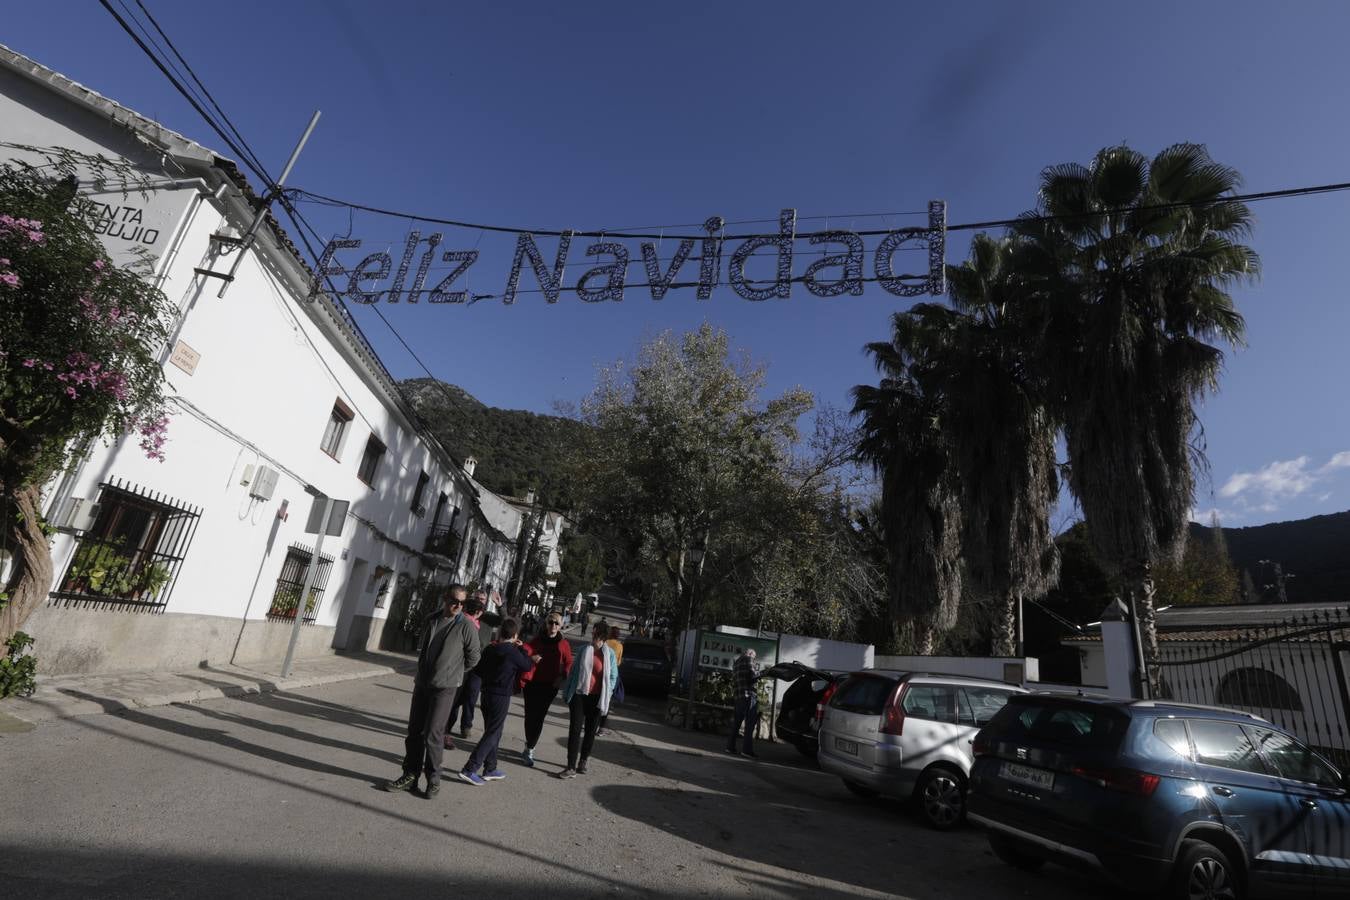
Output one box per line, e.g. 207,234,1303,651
0,45,547,675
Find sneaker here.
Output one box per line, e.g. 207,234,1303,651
482,770,507,782
423,780,440,799
383,772,418,792
522,747,535,768
457,770,486,787
724,747,740,756
459,726,470,739
557,767,578,779
577,759,589,775
744,751,759,759
596,729,608,737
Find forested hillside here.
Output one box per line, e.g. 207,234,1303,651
400,378,588,500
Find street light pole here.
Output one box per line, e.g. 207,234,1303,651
682,544,705,730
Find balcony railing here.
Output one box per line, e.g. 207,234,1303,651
424,523,461,560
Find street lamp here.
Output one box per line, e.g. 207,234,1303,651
682,544,706,730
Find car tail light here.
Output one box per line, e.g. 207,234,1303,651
972,731,993,757
1070,766,1161,797
880,701,906,735
815,681,838,723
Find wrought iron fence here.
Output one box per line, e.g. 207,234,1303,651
51,478,202,612
1158,605,1350,766
424,522,460,560
266,543,336,623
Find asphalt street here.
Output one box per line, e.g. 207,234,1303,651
0,597,1100,898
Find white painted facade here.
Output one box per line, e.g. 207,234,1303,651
0,46,542,675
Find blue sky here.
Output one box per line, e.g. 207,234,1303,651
7,1,1350,527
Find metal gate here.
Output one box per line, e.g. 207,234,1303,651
1157,605,1350,766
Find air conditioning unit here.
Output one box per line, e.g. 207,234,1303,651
250,465,279,501
59,497,101,532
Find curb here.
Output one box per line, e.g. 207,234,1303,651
1,659,416,727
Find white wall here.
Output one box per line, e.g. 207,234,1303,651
873,654,1040,686
687,626,875,704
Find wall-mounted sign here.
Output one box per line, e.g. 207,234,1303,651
311,202,946,306
168,340,200,375
697,632,778,673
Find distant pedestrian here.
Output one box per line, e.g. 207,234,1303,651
458,618,539,786
384,584,481,798
725,647,761,758
557,621,619,779
598,625,625,737
447,593,488,739
519,612,574,767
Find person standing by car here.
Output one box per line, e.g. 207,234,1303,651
726,647,761,758
598,625,625,736
558,622,619,779
519,612,573,767
384,584,480,799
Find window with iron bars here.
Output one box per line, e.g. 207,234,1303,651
267,543,336,622
54,478,201,611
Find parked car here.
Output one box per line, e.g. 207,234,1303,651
967,693,1350,899
817,670,1025,829
619,638,672,697
761,661,848,759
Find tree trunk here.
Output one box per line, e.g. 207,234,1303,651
1,483,54,642
1127,562,1162,697
990,592,1017,658
917,624,937,656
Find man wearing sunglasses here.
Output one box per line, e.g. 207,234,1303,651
384,584,480,798
518,613,574,767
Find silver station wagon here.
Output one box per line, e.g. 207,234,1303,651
818,671,1026,829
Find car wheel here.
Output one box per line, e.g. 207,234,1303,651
988,834,1046,872
917,767,966,831
1171,840,1242,900
843,780,877,799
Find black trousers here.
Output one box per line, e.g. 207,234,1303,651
449,671,482,731
465,692,511,774
567,692,602,768
401,683,456,782
522,682,558,749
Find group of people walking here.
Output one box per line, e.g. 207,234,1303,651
385,583,625,797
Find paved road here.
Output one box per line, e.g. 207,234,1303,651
0,611,1102,897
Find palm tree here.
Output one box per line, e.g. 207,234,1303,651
943,235,1061,657
1014,144,1256,694
852,306,965,654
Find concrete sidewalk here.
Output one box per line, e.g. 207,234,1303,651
0,649,416,730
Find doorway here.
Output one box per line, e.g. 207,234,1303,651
333,557,368,650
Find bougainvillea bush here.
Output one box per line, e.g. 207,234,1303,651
0,151,175,643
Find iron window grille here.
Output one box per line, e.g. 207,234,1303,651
357,435,385,487
320,398,355,460
53,478,202,612
266,542,336,622
412,470,430,514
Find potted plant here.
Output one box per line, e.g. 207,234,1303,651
134,562,171,600
67,544,132,595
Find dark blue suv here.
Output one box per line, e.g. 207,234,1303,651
967,694,1350,898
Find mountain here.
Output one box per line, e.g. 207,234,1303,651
400,378,588,501
1192,510,1350,604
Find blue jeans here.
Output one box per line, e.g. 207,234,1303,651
728,693,758,753
465,692,511,774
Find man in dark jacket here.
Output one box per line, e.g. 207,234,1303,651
458,618,539,785
519,611,573,767
384,584,481,798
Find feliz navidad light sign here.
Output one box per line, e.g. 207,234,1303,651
310,202,946,305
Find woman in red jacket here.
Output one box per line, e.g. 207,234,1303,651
519,611,573,766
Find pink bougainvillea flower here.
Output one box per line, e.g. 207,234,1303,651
91,258,106,271
65,386,78,399
22,358,37,367
0,272,18,287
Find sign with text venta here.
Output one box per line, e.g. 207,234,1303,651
698,632,778,673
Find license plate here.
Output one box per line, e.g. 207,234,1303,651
835,738,859,755
1000,762,1054,791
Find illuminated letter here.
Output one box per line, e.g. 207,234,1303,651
312,238,359,299
576,242,629,302
804,231,865,297
347,251,391,304
875,200,947,297
640,238,694,301
427,250,480,303
697,216,724,300
387,231,423,303
728,209,796,301
406,232,443,302
503,231,573,305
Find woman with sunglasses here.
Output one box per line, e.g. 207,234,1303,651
518,613,573,767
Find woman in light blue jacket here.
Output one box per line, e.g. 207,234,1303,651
558,621,619,778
